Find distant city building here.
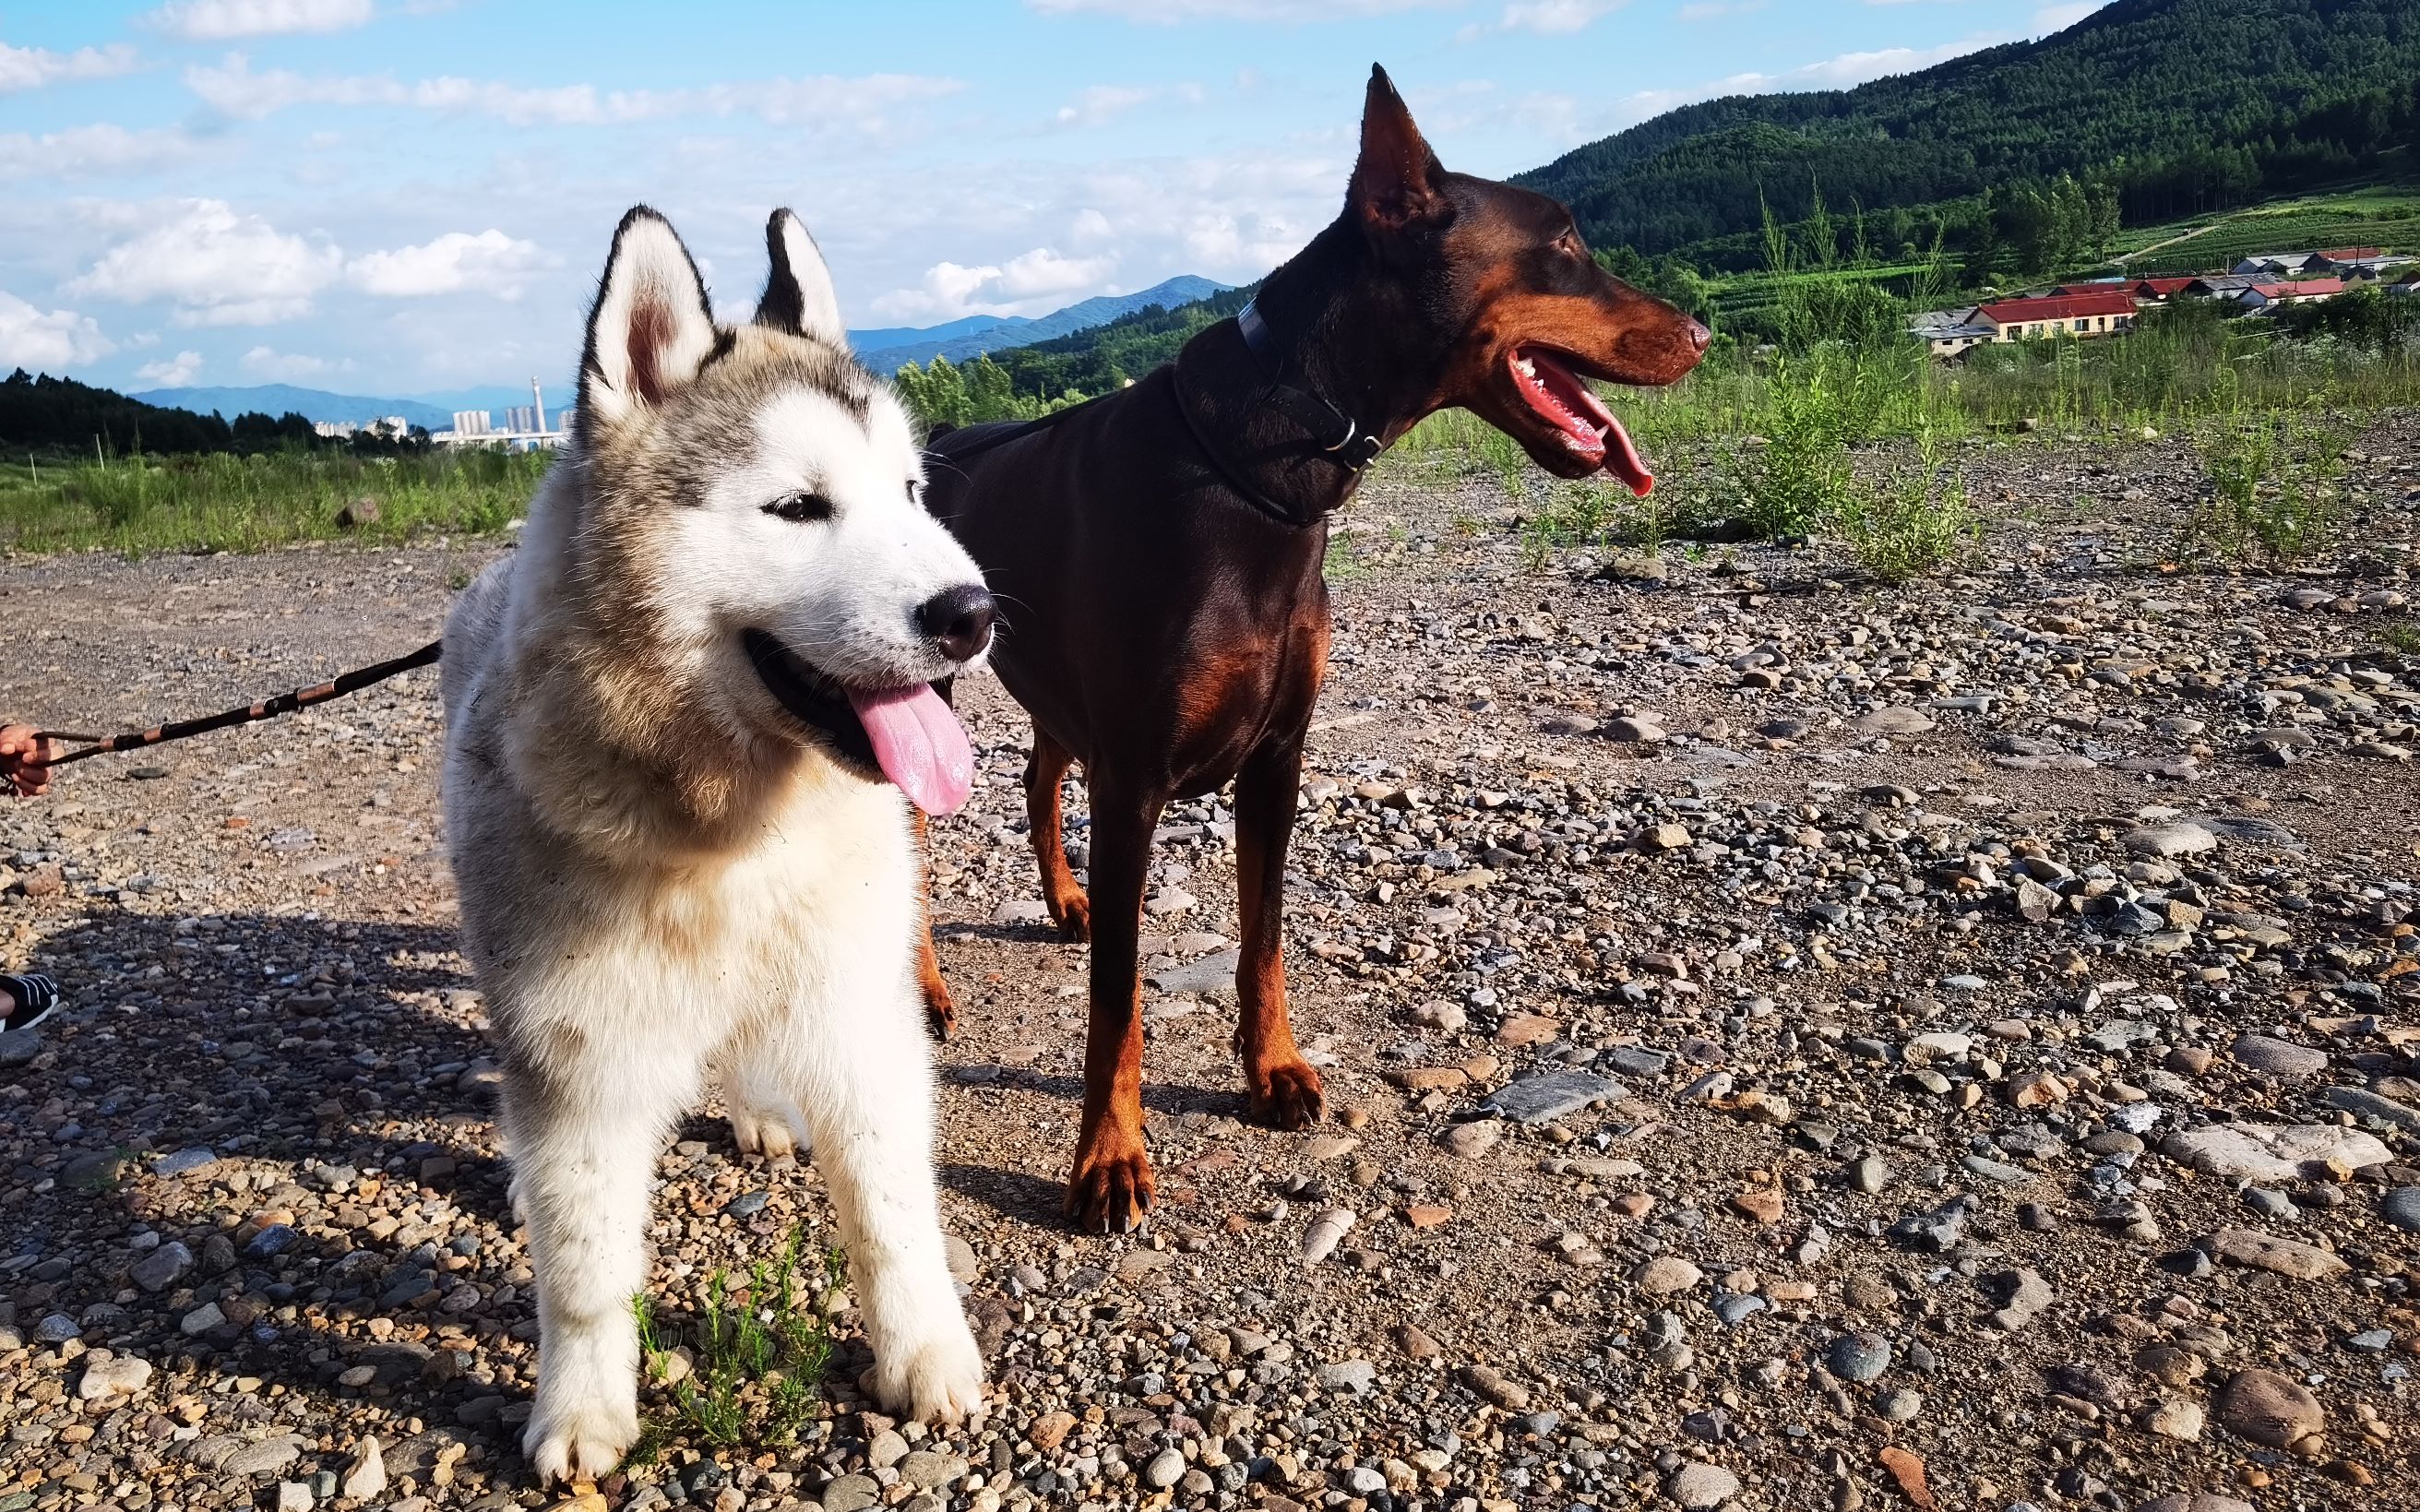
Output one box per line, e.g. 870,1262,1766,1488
454,410,495,437
504,404,543,432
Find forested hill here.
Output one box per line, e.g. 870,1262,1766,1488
1516,0,2420,258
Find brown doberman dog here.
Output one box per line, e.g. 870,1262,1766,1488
924,65,1708,1232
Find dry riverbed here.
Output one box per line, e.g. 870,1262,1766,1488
3,421,2418,1512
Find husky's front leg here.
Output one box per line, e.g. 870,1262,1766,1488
792,972,983,1422
506,1045,698,1481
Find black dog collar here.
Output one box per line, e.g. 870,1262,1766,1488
1235,301,1386,472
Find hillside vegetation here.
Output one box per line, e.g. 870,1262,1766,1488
1517,0,2418,268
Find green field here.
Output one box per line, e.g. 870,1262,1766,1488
0,447,548,555
2113,186,2420,274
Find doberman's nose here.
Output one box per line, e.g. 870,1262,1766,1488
1687,320,1711,352
917,584,995,663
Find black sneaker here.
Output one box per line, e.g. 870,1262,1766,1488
1,973,59,1033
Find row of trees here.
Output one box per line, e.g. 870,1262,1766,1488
1,369,430,458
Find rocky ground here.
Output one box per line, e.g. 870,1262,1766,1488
3,420,2417,1512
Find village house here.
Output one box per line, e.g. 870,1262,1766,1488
2234,252,2319,278
2128,276,2199,302
2237,278,2345,310
1973,290,2137,341
1907,306,1995,358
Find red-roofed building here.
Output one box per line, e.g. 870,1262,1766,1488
1973,290,2139,341
2239,279,2345,309
2128,276,2199,302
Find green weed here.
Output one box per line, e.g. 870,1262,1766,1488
2376,619,2420,657
2187,412,2349,565
635,1226,843,1451
1831,434,1977,583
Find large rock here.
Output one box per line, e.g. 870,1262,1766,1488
2227,1034,2328,1080
1664,1462,1741,1509
2215,1369,2324,1448
2207,1228,2348,1280
2161,1125,2389,1182
1482,1070,1624,1125
2137,1498,2256,1512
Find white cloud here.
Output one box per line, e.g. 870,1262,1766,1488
135,349,204,386
66,199,343,326
872,247,1124,323
1495,0,1625,34
185,54,961,131
1676,0,1765,18
2033,2,2098,31
1055,85,1158,127
1027,0,1454,20
1613,30,2008,123
0,40,140,93
240,344,351,381
0,125,199,180
345,229,555,297
0,290,113,370
143,0,376,41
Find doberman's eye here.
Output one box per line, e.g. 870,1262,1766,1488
1554,230,1584,258
762,491,834,523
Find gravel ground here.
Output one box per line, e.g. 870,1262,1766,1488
3,423,2417,1512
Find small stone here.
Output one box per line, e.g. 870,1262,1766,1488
1825,1333,1892,1383
2142,1398,2205,1441
1635,822,1693,852
899,1450,968,1489
820,1475,881,1512
1030,1411,1078,1450
1847,1156,1893,1195
866,1429,910,1470
1496,1012,1560,1046
275,1482,312,1512
1633,1256,1704,1295
1441,1121,1501,1159
1731,1187,1783,1224
1412,1001,1468,1034
1302,1208,1356,1267
128,1241,195,1292
2382,1187,2420,1233
1854,707,1935,737
2125,823,2216,858
2215,1368,2325,1448
1319,1359,1377,1396
1663,1461,1741,1509
342,1437,387,1500
77,1354,152,1400
1457,1362,1532,1410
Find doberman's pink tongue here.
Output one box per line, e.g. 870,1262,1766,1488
844,685,974,816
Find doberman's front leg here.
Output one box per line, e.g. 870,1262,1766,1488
1024,724,1091,943
911,810,955,1041
1065,778,1162,1232
1232,735,1325,1129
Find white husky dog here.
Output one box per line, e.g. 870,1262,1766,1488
440,206,993,1479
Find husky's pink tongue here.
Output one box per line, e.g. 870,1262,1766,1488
845,685,974,816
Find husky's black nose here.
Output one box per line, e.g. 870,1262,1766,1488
917,584,995,663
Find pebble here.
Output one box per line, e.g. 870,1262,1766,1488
1824,1332,1892,1383
2215,1368,2326,1448
1632,1256,1705,1295
2161,1125,2390,1182
1663,1461,1742,1509
2206,1227,2350,1280
2383,1186,2420,1233
2227,1032,2329,1079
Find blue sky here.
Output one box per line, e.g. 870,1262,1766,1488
1,0,2103,398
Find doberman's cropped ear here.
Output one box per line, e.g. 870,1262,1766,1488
757,208,846,346
579,206,723,428
1351,64,1449,234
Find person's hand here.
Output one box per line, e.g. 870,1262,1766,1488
0,725,62,797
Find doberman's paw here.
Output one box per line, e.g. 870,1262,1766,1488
1248,1059,1328,1131
1064,1133,1153,1233
1048,891,1092,945
921,979,958,1042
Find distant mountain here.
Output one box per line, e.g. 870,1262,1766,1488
850,275,1230,373
134,385,460,432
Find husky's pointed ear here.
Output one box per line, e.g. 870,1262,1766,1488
757,208,846,345
1351,64,1449,234
579,206,722,427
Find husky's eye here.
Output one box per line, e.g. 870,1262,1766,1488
905,479,921,506
763,491,834,523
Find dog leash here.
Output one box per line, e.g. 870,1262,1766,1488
29,639,443,771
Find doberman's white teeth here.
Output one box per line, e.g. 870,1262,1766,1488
1515,357,1537,379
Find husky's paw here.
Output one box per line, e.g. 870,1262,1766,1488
523,1382,637,1482
870,1315,986,1425
728,1103,801,1160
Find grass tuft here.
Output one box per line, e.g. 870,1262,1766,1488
634,1225,844,1453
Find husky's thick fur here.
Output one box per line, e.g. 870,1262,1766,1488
441,207,991,1480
